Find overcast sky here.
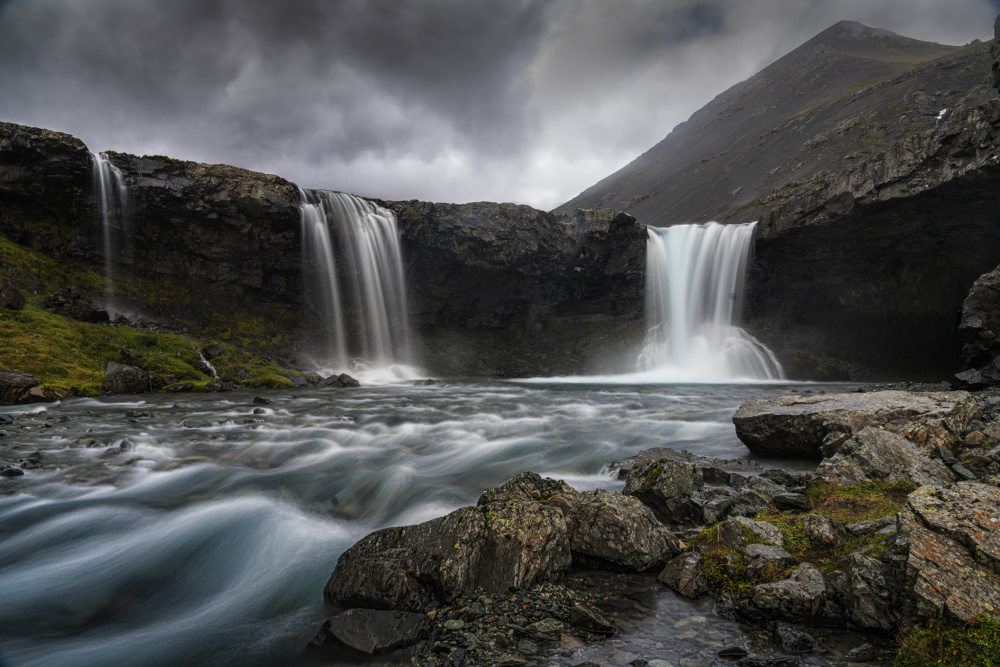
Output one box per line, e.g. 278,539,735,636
1,0,998,209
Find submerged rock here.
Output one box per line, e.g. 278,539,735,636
733,390,977,457
657,552,709,598
309,608,432,655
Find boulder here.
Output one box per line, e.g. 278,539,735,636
309,608,433,655
774,622,819,654
733,391,977,457
0,277,25,310
846,516,895,537
828,553,895,631
102,361,153,395
657,552,709,598
325,501,570,612
799,514,848,549
741,563,844,626
815,427,955,487
744,544,798,579
720,516,785,549
622,459,696,524
41,286,109,323
896,482,1000,625
0,368,47,405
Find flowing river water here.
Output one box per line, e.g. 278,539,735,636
0,380,873,666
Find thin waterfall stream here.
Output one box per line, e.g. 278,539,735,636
90,152,130,317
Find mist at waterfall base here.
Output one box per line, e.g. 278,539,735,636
298,191,422,385
524,221,784,385
0,380,841,667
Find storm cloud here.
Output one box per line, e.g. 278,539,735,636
1,0,997,208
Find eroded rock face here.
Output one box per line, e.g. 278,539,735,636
733,390,977,457
896,482,1000,625
394,203,647,376
0,368,47,405
815,427,956,487
957,265,1000,386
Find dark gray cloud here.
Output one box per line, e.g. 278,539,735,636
0,0,996,208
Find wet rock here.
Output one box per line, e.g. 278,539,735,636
103,361,153,395
167,382,194,393
729,476,786,515
623,458,696,524
0,465,25,477
497,654,525,666
309,607,432,655
721,516,785,548
733,390,977,457
774,622,818,653
0,276,25,310
760,469,799,487
0,368,47,405
815,426,955,487
829,553,894,631
845,643,877,662
718,646,748,660
951,462,978,481
744,544,797,579
252,395,273,405
252,407,266,415
657,552,709,598
742,563,844,626
181,419,211,428
322,373,361,388
799,514,847,549
567,603,615,635
736,657,801,667
896,482,1000,625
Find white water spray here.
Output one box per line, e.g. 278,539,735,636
637,222,782,382
298,190,417,382
91,152,130,315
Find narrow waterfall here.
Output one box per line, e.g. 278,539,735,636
90,151,130,314
298,190,414,378
638,222,783,382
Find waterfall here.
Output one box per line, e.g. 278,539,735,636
638,222,782,382
298,190,415,379
90,151,130,314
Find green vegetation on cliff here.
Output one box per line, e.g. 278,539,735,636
896,615,1000,666
0,235,300,396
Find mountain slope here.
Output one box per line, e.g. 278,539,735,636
556,21,995,226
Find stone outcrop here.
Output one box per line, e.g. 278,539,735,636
324,473,678,612
895,482,1000,625
815,426,956,487
956,265,1000,386
0,368,47,404
733,390,977,457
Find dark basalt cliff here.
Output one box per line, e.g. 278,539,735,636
392,202,645,375
0,121,646,378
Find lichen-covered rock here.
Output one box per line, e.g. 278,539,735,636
0,368,46,405
551,488,680,570
720,516,785,549
744,544,798,579
896,482,1000,625
742,563,844,626
325,501,571,612
657,552,709,598
622,459,696,524
733,391,977,457
815,427,955,487
828,553,895,631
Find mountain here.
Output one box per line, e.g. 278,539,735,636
555,21,995,226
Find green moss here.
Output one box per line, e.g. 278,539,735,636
895,616,1000,666
641,464,664,492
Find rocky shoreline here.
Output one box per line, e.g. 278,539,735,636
307,388,1000,666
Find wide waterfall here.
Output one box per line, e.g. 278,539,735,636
638,222,783,382
90,151,130,314
298,189,416,381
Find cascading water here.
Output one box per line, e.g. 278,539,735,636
90,151,130,315
298,190,416,381
637,221,783,382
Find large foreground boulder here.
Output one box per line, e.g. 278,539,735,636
324,473,679,612
0,368,47,404
815,426,955,487
895,482,1000,625
733,391,977,457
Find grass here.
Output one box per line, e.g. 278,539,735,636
0,234,301,395
690,478,915,594
895,616,1000,666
